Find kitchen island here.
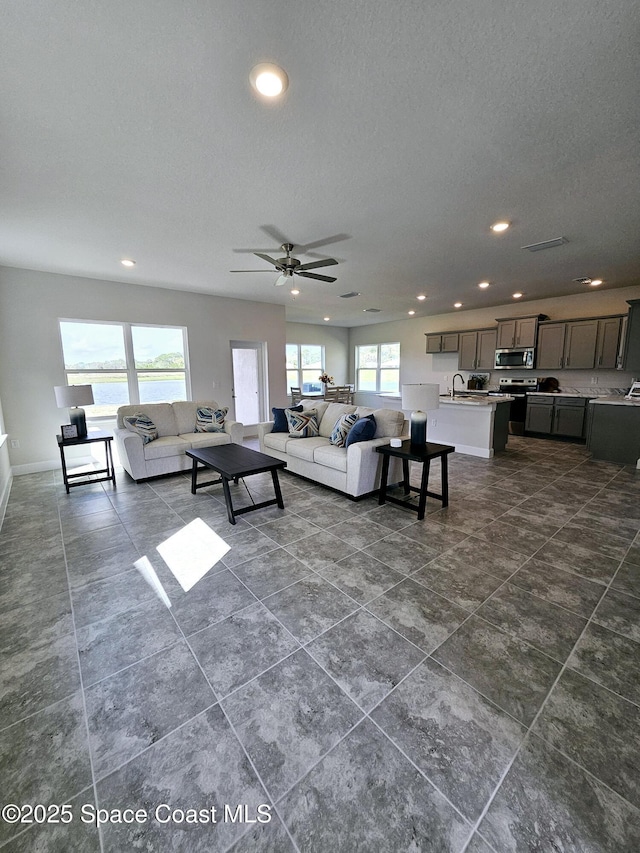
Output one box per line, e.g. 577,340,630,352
427,395,514,458
587,397,640,466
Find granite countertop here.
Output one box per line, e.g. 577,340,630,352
589,396,640,406
438,395,514,406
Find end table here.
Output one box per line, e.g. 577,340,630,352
376,440,454,520
57,429,116,493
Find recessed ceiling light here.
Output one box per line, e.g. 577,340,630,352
417,295,426,301
590,279,603,286
121,258,136,267
513,292,523,299
290,288,300,295
250,63,288,97
408,310,416,315
478,281,490,289
454,302,463,308
490,221,510,233
323,316,330,321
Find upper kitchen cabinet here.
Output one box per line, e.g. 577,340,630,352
595,316,623,369
624,299,640,372
425,333,459,354
536,319,599,369
458,328,497,370
496,315,544,349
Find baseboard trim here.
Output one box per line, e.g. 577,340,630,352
0,471,12,529
11,455,96,476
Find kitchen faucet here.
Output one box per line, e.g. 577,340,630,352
451,373,465,397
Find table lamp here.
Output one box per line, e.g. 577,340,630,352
401,384,440,446
54,384,94,438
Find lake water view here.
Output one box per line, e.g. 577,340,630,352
88,379,187,416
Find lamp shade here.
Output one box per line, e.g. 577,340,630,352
401,384,440,413
54,385,94,408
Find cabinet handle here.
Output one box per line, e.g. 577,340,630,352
558,358,563,368
566,356,570,367
598,355,602,366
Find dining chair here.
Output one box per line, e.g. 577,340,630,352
324,387,339,401
290,386,303,405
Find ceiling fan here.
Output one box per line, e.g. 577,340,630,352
230,242,339,285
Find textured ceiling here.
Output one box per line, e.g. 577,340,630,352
1,0,639,326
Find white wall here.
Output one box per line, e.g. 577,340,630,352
0,266,287,472
285,322,350,386
0,393,11,526
348,285,640,398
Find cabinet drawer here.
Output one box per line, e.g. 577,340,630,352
528,395,556,404
554,397,587,407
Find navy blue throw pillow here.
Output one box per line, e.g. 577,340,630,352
345,414,377,447
272,405,302,433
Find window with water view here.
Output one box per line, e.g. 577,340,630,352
356,342,400,393
286,343,324,393
59,321,190,417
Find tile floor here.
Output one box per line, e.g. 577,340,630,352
1,436,639,851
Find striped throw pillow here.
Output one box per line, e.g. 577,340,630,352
329,412,358,447
195,406,228,432
286,408,320,438
123,413,158,444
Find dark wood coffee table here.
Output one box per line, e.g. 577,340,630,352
186,444,287,525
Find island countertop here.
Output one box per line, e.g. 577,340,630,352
438,394,514,406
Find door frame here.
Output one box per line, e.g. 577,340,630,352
229,340,268,428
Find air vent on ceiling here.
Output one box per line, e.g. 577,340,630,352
363,308,381,313
340,291,361,298
573,277,592,285
521,236,569,252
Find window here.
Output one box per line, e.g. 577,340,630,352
286,343,324,393
356,342,400,393
59,320,189,417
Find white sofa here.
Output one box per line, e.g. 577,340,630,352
114,400,243,481
257,400,407,498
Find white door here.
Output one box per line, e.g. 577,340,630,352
230,341,266,428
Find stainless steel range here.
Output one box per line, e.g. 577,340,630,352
489,376,539,435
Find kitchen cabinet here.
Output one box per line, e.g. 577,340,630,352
588,401,640,464
624,299,640,372
458,328,497,370
595,316,623,369
536,320,598,369
496,316,539,349
526,395,588,438
426,333,459,354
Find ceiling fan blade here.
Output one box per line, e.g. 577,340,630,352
254,253,282,267
296,258,338,272
297,271,337,283
230,269,280,273
295,233,350,252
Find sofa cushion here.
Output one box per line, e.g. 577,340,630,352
272,404,302,433
355,407,404,438
287,436,330,463
143,435,190,460
118,403,178,437
170,400,218,435
318,403,357,437
195,406,228,432
264,432,291,453
124,413,159,444
287,408,320,438
345,414,377,447
329,412,358,447
187,432,232,449
313,444,348,472
300,399,329,422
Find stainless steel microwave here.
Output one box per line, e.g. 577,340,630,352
494,347,535,369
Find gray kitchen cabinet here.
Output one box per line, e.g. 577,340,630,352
588,402,640,463
536,320,598,369
624,299,640,372
596,316,623,369
426,333,459,354
526,395,588,438
536,323,566,369
496,316,540,348
458,328,497,370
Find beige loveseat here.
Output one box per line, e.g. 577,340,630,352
257,400,407,498
114,400,243,481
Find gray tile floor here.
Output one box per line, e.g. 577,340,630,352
1,436,639,851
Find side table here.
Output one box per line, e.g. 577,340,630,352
376,440,454,520
57,430,116,493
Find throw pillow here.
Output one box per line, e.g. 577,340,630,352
123,413,158,445
345,414,377,447
195,406,228,432
286,408,320,438
329,412,359,447
272,404,303,433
